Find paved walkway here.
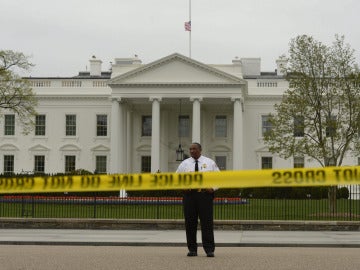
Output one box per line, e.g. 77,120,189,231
2,245,360,270
1,229,360,247
1,245,360,270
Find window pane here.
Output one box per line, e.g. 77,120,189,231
326,115,336,137
66,115,76,136
65,155,76,173
293,116,304,137
4,115,15,135
294,156,304,168
261,157,272,169
215,115,227,137
96,156,107,173
142,116,152,136
4,155,14,174
97,115,107,136
178,115,190,137
34,155,45,173
35,115,46,136
141,156,151,172
4,157,13,172
261,115,272,136
215,156,226,170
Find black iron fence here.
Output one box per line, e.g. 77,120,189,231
1,185,359,221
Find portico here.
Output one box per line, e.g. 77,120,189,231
108,53,246,173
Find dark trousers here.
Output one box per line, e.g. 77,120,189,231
183,191,215,253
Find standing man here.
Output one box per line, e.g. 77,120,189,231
176,142,219,257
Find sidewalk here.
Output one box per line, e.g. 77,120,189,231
1,229,360,247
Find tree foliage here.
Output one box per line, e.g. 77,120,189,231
0,50,37,134
264,35,360,167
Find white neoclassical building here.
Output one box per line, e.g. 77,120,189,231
0,53,358,175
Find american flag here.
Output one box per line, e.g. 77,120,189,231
184,21,191,31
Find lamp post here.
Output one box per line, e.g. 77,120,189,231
176,144,184,161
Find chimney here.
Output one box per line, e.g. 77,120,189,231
89,55,102,76
241,58,261,76
231,56,243,78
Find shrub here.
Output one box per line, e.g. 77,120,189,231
337,187,349,199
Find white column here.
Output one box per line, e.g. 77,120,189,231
126,109,133,173
118,101,127,197
150,97,161,173
232,97,243,170
160,109,168,172
120,103,127,173
110,98,120,173
191,97,202,143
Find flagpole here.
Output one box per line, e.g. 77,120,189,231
189,0,191,58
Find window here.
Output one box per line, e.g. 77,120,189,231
215,115,227,137
96,115,107,136
325,157,336,166
95,156,107,173
215,156,226,170
293,116,304,137
141,156,151,172
34,155,45,173
65,155,76,173
261,157,272,169
3,155,14,174
142,116,152,136
66,115,76,136
293,157,304,168
4,114,15,135
326,115,336,137
35,115,46,136
261,115,272,136
178,115,190,137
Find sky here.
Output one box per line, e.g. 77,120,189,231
1,0,360,77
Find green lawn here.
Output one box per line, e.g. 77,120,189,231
1,198,359,220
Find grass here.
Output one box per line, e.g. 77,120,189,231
1,198,360,221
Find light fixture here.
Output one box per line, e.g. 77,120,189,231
176,144,184,161
176,99,184,161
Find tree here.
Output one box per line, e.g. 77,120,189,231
263,35,360,212
0,50,37,134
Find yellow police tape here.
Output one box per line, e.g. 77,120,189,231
1,166,360,194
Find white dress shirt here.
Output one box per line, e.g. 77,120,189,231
176,155,220,173
176,155,219,190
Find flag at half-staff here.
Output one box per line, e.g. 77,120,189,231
184,21,191,31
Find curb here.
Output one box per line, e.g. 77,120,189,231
1,218,360,231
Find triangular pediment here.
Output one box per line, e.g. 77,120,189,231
108,53,246,86
91,144,110,152
29,144,51,151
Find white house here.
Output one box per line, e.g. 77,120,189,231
1,53,358,175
